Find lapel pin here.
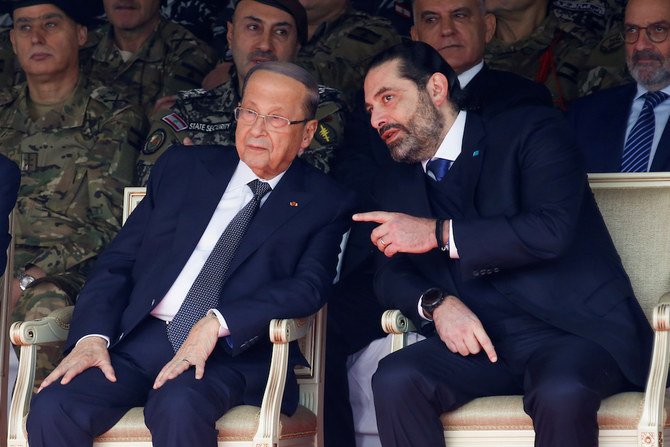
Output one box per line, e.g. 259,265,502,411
289,201,299,207
472,150,480,157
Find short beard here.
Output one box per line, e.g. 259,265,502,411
628,49,670,90
382,91,446,163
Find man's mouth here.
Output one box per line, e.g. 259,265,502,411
379,124,407,145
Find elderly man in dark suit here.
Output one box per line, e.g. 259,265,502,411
356,41,652,447
25,61,355,447
568,0,670,172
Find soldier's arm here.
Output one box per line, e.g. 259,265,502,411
160,24,218,97
297,18,401,103
136,106,189,186
25,105,147,273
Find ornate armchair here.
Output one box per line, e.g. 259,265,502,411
381,173,670,447
8,187,326,447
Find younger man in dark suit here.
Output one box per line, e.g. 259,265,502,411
356,41,652,447
568,0,670,172
26,61,355,447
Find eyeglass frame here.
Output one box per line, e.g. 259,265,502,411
621,22,670,44
234,106,311,129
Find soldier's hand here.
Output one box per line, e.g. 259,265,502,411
353,211,443,257
152,95,178,114
11,266,47,307
153,314,221,389
202,61,233,90
432,296,497,363
38,336,115,391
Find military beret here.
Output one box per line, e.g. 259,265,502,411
2,0,103,26
236,0,308,45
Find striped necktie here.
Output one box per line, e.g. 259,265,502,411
620,91,669,172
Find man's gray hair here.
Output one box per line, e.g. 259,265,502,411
242,61,319,119
411,0,487,22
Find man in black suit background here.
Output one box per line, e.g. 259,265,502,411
324,0,552,444
568,0,670,172
26,61,355,447
356,41,652,447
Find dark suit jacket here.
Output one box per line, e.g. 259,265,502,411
66,145,356,410
567,82,670,172
372,106,653,387
0,154,19,272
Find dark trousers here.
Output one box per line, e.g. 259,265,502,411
27,317,246,447
373,328,631,447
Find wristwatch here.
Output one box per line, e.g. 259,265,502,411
420,287,447,320
16,271,36,291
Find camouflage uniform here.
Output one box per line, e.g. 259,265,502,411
0,77,146,388
485,11,600,110
578,24,632,96
80,18,217,115
161,0,233,56
297,7,401,104
137,79,348,185
551,0,625,37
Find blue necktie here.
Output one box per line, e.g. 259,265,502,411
620,91,668,172
427,158,452,182
167,179,272,351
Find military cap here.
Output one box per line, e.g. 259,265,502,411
236,0,308,45
3,0,103,26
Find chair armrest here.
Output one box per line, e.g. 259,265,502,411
254,314,316,446
9,306,74,346
637,292,670,442
381,310,417,353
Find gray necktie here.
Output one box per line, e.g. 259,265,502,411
167,179,272,351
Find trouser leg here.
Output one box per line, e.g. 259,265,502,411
373,335,521,447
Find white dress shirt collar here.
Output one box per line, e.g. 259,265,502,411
457,61,484,88
421,110,468,173
229,160,285,192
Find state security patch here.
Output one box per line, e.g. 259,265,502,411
143,129,166,155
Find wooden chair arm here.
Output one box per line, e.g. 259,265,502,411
253,314,315,446
9,306,73,346
381,310,417,353
637,292,670,442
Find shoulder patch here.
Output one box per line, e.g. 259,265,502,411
143,129,166,154
178,88,211,100
314,122,337,146
161,112,188,132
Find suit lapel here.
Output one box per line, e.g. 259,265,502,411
224,160,312,278
457,113,486,218
650,111,670,171
608,85,637,171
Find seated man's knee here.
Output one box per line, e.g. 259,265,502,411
525,379,599,420
373,354,426,405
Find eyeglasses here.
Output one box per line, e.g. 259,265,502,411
234,106,310,129
621,23,670,44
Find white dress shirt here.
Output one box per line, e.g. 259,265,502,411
626,84,670,170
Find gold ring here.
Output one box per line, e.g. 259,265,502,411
180,358,190,365
379,238,387,246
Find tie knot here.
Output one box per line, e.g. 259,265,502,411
248,179,272,198
427,158,452,182
643,91,669,109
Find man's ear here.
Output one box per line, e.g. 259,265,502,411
484,12,496,43
300,119,318,153
426,72,450,107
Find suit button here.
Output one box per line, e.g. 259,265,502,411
486,269,493,275
473,271,480,277
493,267,500,273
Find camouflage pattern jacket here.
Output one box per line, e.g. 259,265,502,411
80,18,217,115
137,79,347,185
485,11,600,110
297,7,401,104
0,77,147,277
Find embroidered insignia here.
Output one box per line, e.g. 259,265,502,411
161,112,188,132
314,122,336,145
142,129,166,155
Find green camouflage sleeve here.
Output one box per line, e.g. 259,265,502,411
159,25,218,96
300,86,348,174
26,105,147,274
298,15,401,103
136,106,189,186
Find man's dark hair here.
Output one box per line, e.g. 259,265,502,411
367,41,466,109
243,61,319,119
